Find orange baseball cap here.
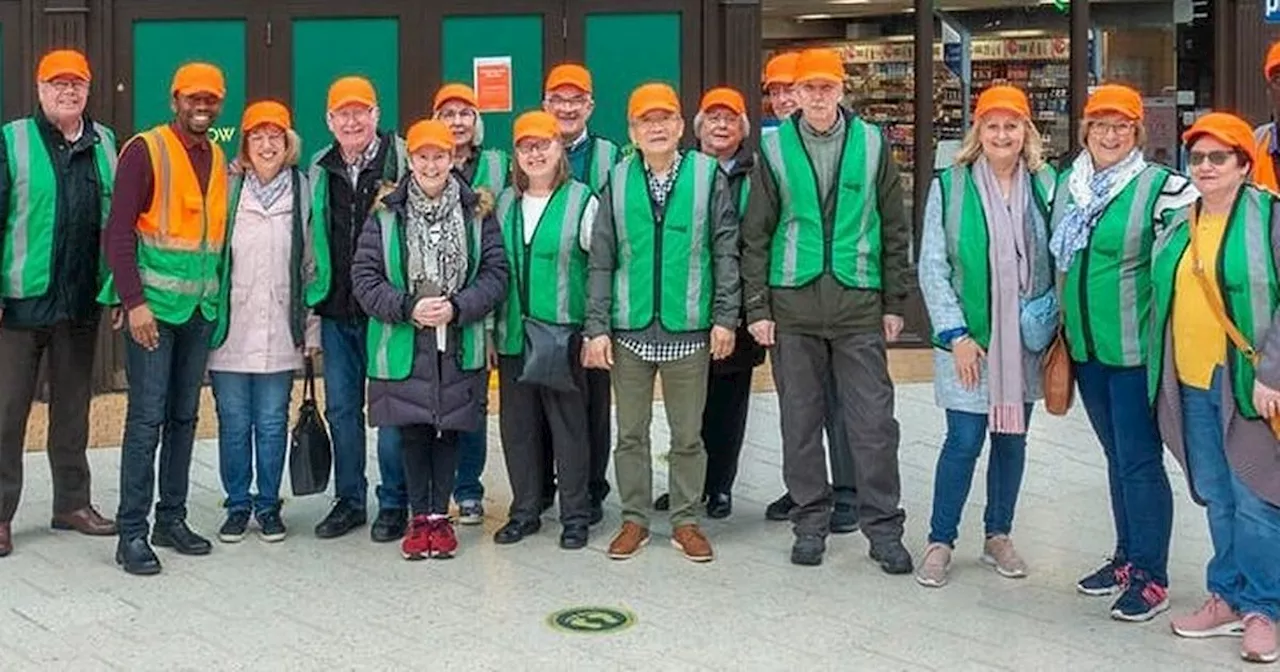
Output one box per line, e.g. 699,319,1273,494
973,85,1031,120
171,62,226,99
1084,84,1144,121
700,87,746,117
433,83,478,111
794,48,845,85
37,49,90,82
406,118,456,154
545,64,593,95
241,101,292,133
1182,112,1258,167
762,52,799,87
628,83,681,120
513,111,560,143
1267,41,1280,79
328,76,377,112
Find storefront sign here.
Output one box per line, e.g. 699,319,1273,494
842,36,1070,64
1267,0,1280,23
473,56,513,113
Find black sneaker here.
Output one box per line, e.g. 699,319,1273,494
766,493,796,521
371,508,408,543
1109,569,1170,622
256,510,287,543
315,500,367,539
218,511,251,543
791,534,826,566
1077,558,1130,596
869,539,914,575
831,501,859,534
705,493,732,519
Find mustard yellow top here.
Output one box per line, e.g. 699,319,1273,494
1173,211,1229,389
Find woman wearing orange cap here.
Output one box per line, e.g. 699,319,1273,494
207,101,318,545
490,110,599,550
1049,83,1197,621
1147,112,1280,663
351,118,507,561
915,85,1057,588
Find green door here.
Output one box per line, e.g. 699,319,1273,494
133,19,247,156
440,15,545,152
292,18,400,161
584,13,682,145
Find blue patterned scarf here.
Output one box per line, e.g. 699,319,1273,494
1049,149,1146,269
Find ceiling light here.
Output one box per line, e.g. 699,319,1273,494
796,13,834,20
828,0,870,4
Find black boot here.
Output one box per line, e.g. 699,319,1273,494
116,536,162,575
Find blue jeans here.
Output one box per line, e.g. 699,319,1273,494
321,318,405,511
1182,369,1280,620
453,423,487,504
1076,360,1174,585
211,371,293,515
116,316,214,539
928,405,1032,546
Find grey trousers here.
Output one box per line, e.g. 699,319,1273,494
823,370,858,506
773,331,905,541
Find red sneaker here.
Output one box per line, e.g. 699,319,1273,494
401,515,432,560
428,517,458,559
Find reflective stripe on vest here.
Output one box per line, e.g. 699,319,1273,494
471,148,509,195
2,119,117,299
494,182,592,356
761,115,883,289
609,152,716,332
1255,124,1279,195
590,138,617,193
1054,164,1166,367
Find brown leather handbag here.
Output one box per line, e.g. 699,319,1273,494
1042,328,1074,415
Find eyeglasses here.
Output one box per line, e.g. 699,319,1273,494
1088,121,1136,137
1188,150,1238,167
329,107,372,123
43,79,88,93
437,108,476,122
702,113,738,128
247,129,286,145
516,138,553,155
545,95,590,109
634,113,679,129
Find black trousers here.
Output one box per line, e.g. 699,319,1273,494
0,318,98,521
542,368,612,506
400,424,458,516
702,368,754,497
500,356,591,527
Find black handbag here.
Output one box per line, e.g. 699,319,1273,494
289,356,332,496
518,317,579,393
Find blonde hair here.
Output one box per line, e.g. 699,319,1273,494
954,114,1045,171
1078,116,1148,149
237,127,301,170
513,148,571,195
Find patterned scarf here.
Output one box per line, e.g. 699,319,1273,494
245,168,292,211
1049,148,1147,270
405,175,468,298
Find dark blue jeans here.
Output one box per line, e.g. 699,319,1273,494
116,316,214,540
211,371,293,516
1182,369,1280,621
928,405,1032,546
1076,360,1174,586
453,422,487,504
321,318,405,511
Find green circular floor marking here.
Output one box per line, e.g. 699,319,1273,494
547,606,636,634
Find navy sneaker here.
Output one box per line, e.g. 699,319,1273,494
1077,558,1130,596
218,511,250,543
1110,569,1170,622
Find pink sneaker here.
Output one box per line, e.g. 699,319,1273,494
1171,595,1243,639
1242,613,1278,664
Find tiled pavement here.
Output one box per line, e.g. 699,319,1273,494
0,384,1256,671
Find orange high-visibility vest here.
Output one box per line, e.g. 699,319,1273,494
1255,123,1279,195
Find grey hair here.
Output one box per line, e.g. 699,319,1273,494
693,111,751,141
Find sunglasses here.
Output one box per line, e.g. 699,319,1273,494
1188,150,1238,167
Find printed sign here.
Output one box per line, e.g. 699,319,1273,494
473,56,513,113
1268,0,1280,23
547,607,636,634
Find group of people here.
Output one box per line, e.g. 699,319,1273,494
0,39,1277,665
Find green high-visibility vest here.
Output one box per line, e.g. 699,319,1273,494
1,118,117,299
760,115,884,290
493,181,592,356
305,135,408,307
933,163,1057,349
366,206,487,379
1053,164,1170,366
1148,186,1279,417
577,136,619,194
470,147,511,195
609,151,717,332
210,168,311,349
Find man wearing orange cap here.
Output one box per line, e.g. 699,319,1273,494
761,52,800,133
583,82,741,563
543,63,621,523
1254,42,1280,194
102,61,229,574
742,47,914,572
306,75,410,544
0,49,118,558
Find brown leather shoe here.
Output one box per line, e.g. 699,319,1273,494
671,524,714,563
52,506,117,536
0,522,11,557
607,521,650,560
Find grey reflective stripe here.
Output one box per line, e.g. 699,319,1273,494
555,183,588,322
1242,189,1273,346
593,141,611,189
1033,167,1055,203
139,267,219,296
943,169,967,290
611,161,633,323
393,137,408,181
1256,123,1273,144
852,121,882,285
1049,172,1070,233
372,210,397,379
494,189,517,346
8,121,33,295
483,150,503,193
297,169,311,225
1117,167,1163,363
760,131,799,285
685,155,712,327
151,131,174,238
93,123,118,174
